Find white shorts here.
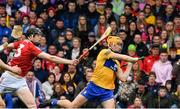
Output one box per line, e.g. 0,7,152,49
0,71,28,93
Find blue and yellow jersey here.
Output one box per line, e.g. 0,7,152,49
91,49,120,90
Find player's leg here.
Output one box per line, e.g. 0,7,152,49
15,87,36,108
57,93,87,108
101,98,115,108
0,95,5,108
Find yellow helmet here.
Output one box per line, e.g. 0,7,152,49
107,36,122,46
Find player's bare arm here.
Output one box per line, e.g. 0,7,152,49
110,52,139,63
0,43,15,53
0,59,21,74
116,62,133,81
37,52,78,65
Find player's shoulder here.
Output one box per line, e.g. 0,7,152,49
99,49,112,55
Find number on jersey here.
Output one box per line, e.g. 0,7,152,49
14,44,25,57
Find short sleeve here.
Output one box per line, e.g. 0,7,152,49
13,40,22,49
30,43,42,56
99,49,113,60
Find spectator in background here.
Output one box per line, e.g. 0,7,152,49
76,0,87,15
26,71,43,107
127,21,140,44
143,45,160,75
132,1,140,16
32,58,48,83
128,96,145,109
133,34,149,57
65,28,74,47
160,30,169,45
75,15,91,45
49,19,65,43
152,35,161,46
9,17,16,29
53,34,70,56
36,17,46,36
94,14,109,40
172,84,180,108
109,20,118,35
153,86,173,108
136,11,146,28
51,83,66,100
29,11,37,25
66,64,83,85
6,0,18,16
38,36,48,53
0,17,11,42
42,73,55,100
165,21,175,48
146,24,156,46
22,16,30,34
35,0,51,15
146,72,161,96
51,65,61,82
156,17,164,33
65,81,76,101
168,47,179,65
165,80,173,95
118,14,129,31
59,72,76,92
162,4,175,23
60,1,79,31
111,0,124,19
124,4,136,22
146,72,161,108
172,59,180,85
67,37,82,60
173,15,180,34
86,2,99,28
143,4,156,25
130,62,143,83
104,3,116,24
174,36,180,55
152,0,165,17
151,49,173,85
18,0,30,16
0,4,6,17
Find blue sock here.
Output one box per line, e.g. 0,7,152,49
51,99,58,106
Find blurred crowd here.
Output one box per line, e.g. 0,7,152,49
0,0,180,108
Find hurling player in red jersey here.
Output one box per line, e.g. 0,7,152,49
0,28,78,108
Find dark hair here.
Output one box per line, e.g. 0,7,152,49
25,28,43,38
59,72,71,85
48,73,56,84
159,86,167,91
165,80,172,85
105,3,113,9
34,58,42,63
149,71,156,78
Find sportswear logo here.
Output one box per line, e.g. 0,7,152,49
83,91,87,94
104,59,118,72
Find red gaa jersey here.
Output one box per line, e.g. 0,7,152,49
9,40,42,77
